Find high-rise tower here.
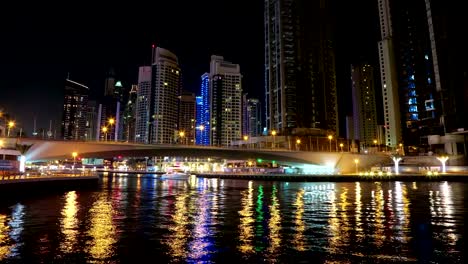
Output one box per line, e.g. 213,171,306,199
196,73,210,145
210,55,242,147
351,64,378,149
61,79,89,140
151,47,181,144
264,0,338,135
378,0,442,147
377,0,402,147
135,66,152,143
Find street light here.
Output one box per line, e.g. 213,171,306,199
102,126,108,141
179,131,185,145
296,139,301,151
72,151,78,170
7,121,15,137
339,143,344,152
0,139,4,148
271,130,277,149
354,158,359,174
373,139,379,152
328,135,333,152
243,135,249,148
108,118,115,141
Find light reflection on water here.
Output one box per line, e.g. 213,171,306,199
0,176,465,263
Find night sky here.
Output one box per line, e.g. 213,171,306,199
0,0,378,135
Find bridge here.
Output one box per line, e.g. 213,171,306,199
2,138,391,174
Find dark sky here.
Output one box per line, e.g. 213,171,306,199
0,0,378,135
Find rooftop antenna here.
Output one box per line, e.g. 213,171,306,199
151,43,156,64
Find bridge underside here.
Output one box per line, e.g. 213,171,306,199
6,138,391,174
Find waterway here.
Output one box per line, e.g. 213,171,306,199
0,173,466,263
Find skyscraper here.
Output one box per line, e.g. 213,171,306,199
104,68,116,97
425,0,468,133
377,0,402,148
85,100,97,140
264,0,338,135
135,66,152,143
243,95,262,138
210,55,242,147
196,73,211,145
61,79,89,140
351,64,378,149
123,85,138,142
151,47,181,144
178,90,196,145
96,79,124,142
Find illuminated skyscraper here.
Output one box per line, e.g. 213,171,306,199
265,0,338,135
135,66,152,143
378,0,442,147
243,95,262,137
351,64,378,149
377,0,402,148
123,85,138,142
61,79,89,140
196,73,211,145
150,47,181,144
178,90,196,145
210,55,242,147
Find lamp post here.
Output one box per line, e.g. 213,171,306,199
179,131,185,145
354,158,359,174
339,143,344,152
72,151,78,171
296,139,301,151
243,135,249,149
328,135,333,152
436,155,449,173
271,130,277,149
198,125,205,145
108,118,115,141
102,126,108,141
7,121,15,137
399,143,404,155
373,139,378,152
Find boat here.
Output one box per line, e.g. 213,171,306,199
160,172,190,180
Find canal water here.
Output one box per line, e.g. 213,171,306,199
0,174,466,263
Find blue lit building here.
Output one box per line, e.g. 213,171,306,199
195,73,210,145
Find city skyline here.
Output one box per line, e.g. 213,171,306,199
0,0,378,135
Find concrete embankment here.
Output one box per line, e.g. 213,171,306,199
0,174,100,195
197,173,468,182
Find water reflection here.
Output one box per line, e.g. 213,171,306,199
166,191,190,259
255,185,265,251
7,203,24,258
430,182,458,246
394,182,410,244
372,183,385,247
188,180,215,262
267,185,281,257
238,181,254,253
0,213,11,260
293,188,305,251
60,191,79,253
354,182,364,242
87,193,117,260
0,176,465,263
